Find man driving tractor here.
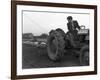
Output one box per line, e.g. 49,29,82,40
66,16,81,47
47,16,89,65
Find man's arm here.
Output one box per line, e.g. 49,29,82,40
75,21,81,30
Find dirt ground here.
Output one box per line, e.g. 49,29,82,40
22,43,82,69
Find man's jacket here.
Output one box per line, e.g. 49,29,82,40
67,20,80,32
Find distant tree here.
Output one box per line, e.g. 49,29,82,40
23,33,34,39
40,33,48,38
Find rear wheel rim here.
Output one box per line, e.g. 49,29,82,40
47,36,58,60
50,38,58,56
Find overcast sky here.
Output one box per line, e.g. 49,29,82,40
23,11,90,36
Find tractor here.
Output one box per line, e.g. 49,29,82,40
47,25,89,65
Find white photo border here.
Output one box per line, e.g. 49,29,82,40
16,5,95,76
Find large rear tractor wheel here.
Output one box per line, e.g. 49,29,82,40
79,45,89,65
47,30,65,61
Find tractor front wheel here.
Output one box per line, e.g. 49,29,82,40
79,45,89,65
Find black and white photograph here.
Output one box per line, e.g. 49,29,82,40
22,10,90,69
11,1,97,79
